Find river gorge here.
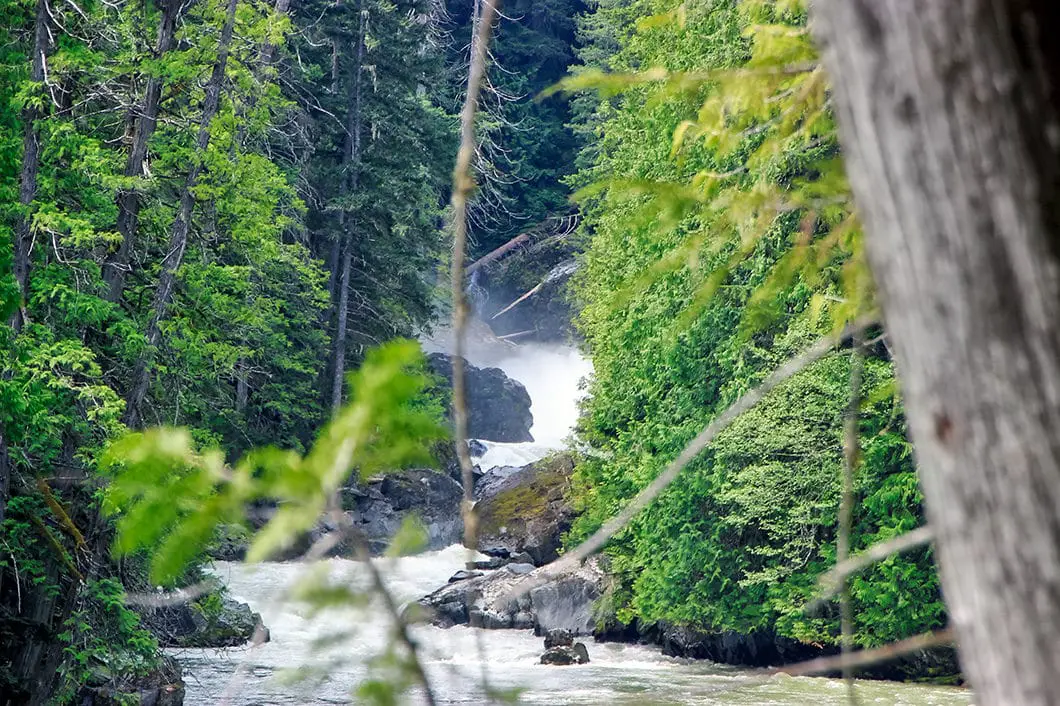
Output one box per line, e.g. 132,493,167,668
172,335,973,706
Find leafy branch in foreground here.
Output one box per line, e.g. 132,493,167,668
101,339,445,584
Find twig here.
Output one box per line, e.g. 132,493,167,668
838,336,864,702
124,579,219,607
815,526,935,603
490,281,544,319
448,0,499,552
449,1,502,700
335,510,439,706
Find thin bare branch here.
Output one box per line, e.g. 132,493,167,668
838,336,864,702
448,0,499,550
541,317,876,575
779,628,956,678
124,579,219,607
815,526,935,603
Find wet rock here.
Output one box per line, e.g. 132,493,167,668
449,570,482,583
477,238,581,344
419,556,604,635
506,562,536,575
475,454,576,565
143,594,264,648
543,629,573,649
468,439,488,457
468,557,507,570
540,642,589,666
344,469,464,553
206,523,249,561
427,353,534,442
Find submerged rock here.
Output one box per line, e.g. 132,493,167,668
427,352,534,443
475,453,576,565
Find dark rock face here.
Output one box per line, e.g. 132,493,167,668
418,557,604,635
477,238,580,344
78,654,184,705
656,623,821,666
344,469,464,553
476,454,576,565
427,353,534,443
540,642,589,665
543,629,573,649
142,595,263,649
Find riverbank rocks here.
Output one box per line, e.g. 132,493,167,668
78,654,184,705
142,593,265,648
418,556,605,635
475,454,576,565
427,352,534,442
344,468,464,554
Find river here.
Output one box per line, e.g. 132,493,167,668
175,338,973,706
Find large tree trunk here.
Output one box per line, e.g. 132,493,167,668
329,1,367,412
124,0,241,428
104,0,183,303
812,2,1060,703
10,0,52,331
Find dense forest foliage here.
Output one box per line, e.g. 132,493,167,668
0,0,459,700
0,0,961,702
565,0,945,656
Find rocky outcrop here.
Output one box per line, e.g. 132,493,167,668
142,594,264,649
344,468,464,554
427,352,534,443
476,235,581,344
418,556,605,635
475,454,575,565
540,642,589,665
77,654,185,705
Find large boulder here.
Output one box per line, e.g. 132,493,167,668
142,593,264,648
540,642,589,666
427,353,534,443
475,454,576,565
418,556,604,635
344,469,464,554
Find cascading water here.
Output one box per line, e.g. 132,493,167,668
177,330,972,706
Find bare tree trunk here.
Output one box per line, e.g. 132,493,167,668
124,0,240,428
812,2,1060,703
10,0,52,331
329,0,366,412
0,432,10,526
330,237,352,411
104,0,184,303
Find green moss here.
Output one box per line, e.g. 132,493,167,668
480,454,573,533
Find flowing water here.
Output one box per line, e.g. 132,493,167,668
177,338,973,706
